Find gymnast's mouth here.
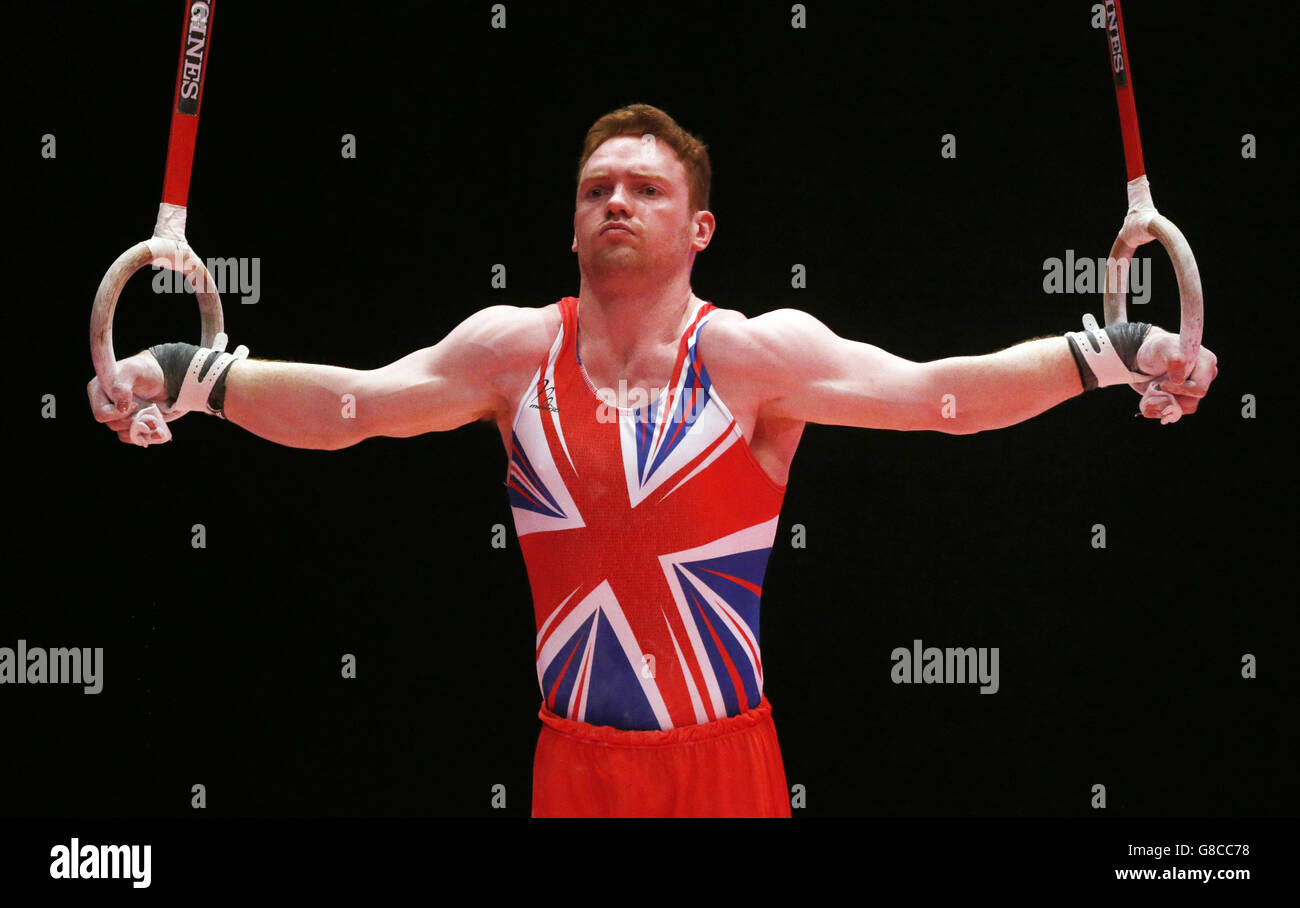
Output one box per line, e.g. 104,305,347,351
600,223,634,235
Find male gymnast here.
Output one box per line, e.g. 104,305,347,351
88,104,1218,817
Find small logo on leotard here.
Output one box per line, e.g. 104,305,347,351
529,378,559,412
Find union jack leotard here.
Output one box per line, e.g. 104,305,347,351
505,296,786,731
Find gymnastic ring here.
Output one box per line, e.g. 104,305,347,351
1102,211,1204,370
89,236,224,420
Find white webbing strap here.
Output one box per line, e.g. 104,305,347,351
170,331,249,417
1067,314,1184,425
128,332,249,447
1066,313,1150,388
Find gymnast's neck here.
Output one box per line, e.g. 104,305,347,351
574,269,699,365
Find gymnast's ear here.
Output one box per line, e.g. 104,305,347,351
571,233,577,253
690,210,715,251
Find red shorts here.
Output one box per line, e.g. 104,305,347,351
531,695,792,817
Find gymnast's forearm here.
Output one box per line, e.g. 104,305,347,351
925,337,1084,434
222,359,372,450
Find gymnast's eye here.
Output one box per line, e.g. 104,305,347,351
643,186,659,195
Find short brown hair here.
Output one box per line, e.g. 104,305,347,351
577,104,711,213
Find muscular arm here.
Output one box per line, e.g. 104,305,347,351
913,337,1084,434
222,305,549,449
715,309,1083,435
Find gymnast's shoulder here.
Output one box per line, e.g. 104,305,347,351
699,304,826,376
454,301,561,366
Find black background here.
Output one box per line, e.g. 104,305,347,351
5,0,1295,820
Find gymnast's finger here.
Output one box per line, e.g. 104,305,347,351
87,376,131,423
1161,379,1206,399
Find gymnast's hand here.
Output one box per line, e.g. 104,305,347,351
87,350,168,442
1133,326,1219,419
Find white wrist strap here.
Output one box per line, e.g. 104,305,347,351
1065,314,1150,388
130,332,249,447
129,333,248,447
172,331,249,417
1065,314,1183,425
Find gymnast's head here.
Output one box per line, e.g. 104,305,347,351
572,104,716,279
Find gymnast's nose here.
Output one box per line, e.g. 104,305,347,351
605,182,634,217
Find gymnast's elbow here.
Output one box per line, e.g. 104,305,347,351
310,431,369,451
937,419,985,436
234,423,370,452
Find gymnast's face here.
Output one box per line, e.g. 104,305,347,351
572,135,713,282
